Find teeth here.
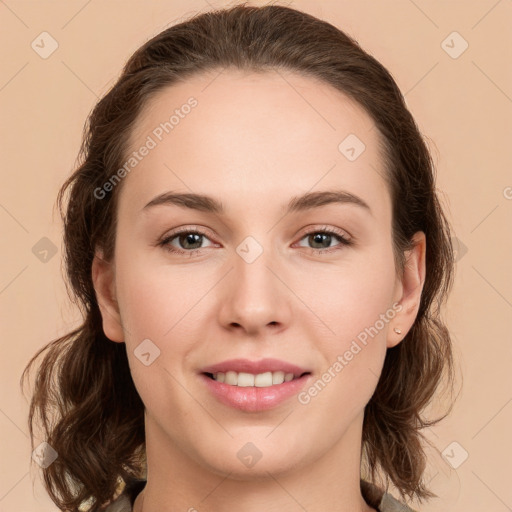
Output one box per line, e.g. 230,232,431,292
212,371,298,387
238,372,254,387
272,371,284,385
255,372,272,387
225,371,238,385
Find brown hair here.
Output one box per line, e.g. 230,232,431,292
21,3,456,510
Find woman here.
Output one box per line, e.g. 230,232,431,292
22,3,456,511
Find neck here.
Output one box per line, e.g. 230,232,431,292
134,412,375,512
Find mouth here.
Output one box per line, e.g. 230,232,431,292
199,358,312,412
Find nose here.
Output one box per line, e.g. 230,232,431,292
217,242,292,337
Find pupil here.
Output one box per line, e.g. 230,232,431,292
182,233,201,249
311,233,330,248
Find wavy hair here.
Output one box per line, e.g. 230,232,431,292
21,3,457,510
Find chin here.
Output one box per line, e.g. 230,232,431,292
208,457,305,481
195,438,309,480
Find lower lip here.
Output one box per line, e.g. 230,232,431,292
200,373,311,412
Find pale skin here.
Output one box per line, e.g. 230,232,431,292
92,69,426,512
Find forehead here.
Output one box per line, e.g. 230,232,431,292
120,69,390,221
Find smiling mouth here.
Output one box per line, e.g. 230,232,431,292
203,370,310,387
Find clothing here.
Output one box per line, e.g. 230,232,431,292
103,478,417,511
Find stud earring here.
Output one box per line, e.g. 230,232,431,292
393,327,402,334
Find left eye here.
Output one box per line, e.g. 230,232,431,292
296,230,350,251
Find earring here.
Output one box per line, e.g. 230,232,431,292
393,327,402,334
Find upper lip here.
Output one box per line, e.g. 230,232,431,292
200,358,310,377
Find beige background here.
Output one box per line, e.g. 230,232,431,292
1,1,511,510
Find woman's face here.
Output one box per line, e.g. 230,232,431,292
94,70,424,478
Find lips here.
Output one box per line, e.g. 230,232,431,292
199,358,312,412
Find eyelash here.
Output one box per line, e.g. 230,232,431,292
157,226,352,257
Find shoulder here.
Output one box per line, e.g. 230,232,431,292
104,478,417,512
361,479,418,512
103,479,146,512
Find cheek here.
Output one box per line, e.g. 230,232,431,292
114,248,203,341
298,249,395,397
114,259,201,419
298,247,396,340
298,283,392,421
113,250,214,392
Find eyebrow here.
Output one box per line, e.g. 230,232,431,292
142,189,372,216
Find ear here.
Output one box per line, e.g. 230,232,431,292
387,231,426,348
91,250,124,343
